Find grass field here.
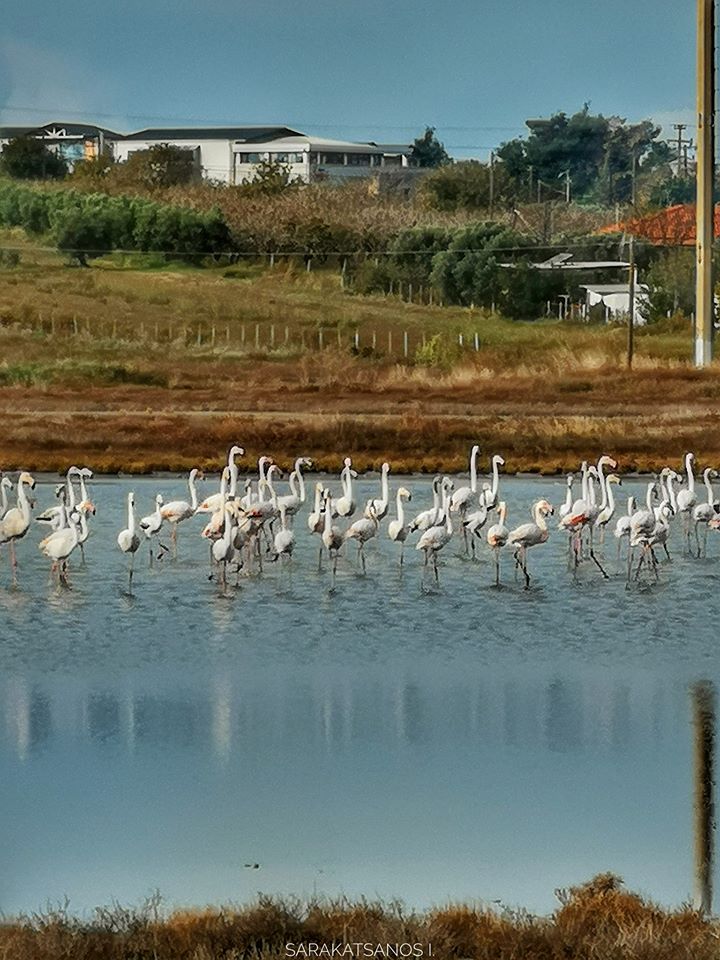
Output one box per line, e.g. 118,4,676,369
0,875,716,960
1,228,718,473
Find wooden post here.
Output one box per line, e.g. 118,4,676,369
458,333,464,347
270,324,275,348
403,330,408,357
692,680,715,914
211,323,216,348
388,330,393,354
241,324,246,346
196,323,201,346
73,314,78,336
226,322,230,345
372,331,377,350
154,320,159,344
319,328,324,349
255,323,260,349
354,330,360,350
474,332,479,351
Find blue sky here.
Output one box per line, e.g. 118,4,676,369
0,0,698,158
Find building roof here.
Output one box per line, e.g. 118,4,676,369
233,135,384,153
121,125,303,142
0,121,121,140
600,204,720,246
581,283,649,294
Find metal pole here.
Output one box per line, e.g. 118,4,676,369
695,0,715,367
627,236,635,369
489,150,495,218
691,680,715,914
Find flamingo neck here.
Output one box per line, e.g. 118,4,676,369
17,479,30,521
490,456,500,496
470,448,478,492
188,473,199,510
295,460,306,502
686,456,695,491
127,498,135,535
705,471,715,505
396,491,405,526
381,466,389,503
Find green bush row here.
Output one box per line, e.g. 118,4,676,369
0,181,231,264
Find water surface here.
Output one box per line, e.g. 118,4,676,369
0,475,717,915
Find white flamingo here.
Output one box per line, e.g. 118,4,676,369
692,468,719,557
335,457,357,518
345,500,379,573
117,491,141,591
387,487,412,565
676,452,697,548
277,457,312,520
409,476,443,533
307,481,325,535
450,445,479,515
559,474,574,520
416,480,454,583
0,471,36,581
273,504,296,561
367,462,391,520
479,454,505,508
140,493,166,564
0,476,13,520
486,501,509,586
161,467,202,554
508,499,554,589
321,490,343,582
196,445,244,514
613,495,636,559
38,504,80,586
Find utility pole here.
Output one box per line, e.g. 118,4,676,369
691,680,715,914
673,123,689,177
627,235,635,369
489,150,495,219
631,149,637,208
695,0,715,367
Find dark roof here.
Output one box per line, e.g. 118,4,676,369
120,125,304,142
0,121,121,139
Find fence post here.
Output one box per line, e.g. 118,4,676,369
270,324,275,348
372,331,377,350
458,333,464,347
403,330,408,358
211,324,216,348
241,324,246,346
474,332,479,351
226,322,230,345
111,317,116,339
319,328,324,349
337,327,342,348
409,283,413,303
255,323,260,350
388,330,393,354
72,314,78,336
196,323,201,346
354,330,360,350
285,325,289,345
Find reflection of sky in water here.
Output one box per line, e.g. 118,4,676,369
0,476,715,914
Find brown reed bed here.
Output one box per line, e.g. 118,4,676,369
0,875,716,960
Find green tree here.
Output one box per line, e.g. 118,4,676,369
420,160,514,211
643,249,695,321
119,143,198,189
0,136,67,180
410,127,450,168
647,175,695,208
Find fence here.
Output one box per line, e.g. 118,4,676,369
8,313,486,362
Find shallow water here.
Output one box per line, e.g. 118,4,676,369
0,474,718,915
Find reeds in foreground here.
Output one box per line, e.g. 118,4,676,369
0,875,717,960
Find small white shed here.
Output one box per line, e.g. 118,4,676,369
581,283,649,326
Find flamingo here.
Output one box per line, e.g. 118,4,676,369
559,474,574,520
692,468,719,557
321,490,343,583
508,499,554,589
200,468,230,541
0,475,12,520
367,462,391,520
117,491,141,591
450,445,479,516
277,457,312,520
161,467,202,554
632,500,674,580
273,504,296,561
594,474,621,537
140,493,166,564
387,487,412,565
479,454,505,508
212,502,237,586
196,445,244,514
335,457,357,518
486,501,509,586
416,480,454,583
0,471,36,581
613,495,636,560
676,452,698,548
36,465,89,525
345,500,379,573
38,504,81,586
307,481,326,535
409,476,443,533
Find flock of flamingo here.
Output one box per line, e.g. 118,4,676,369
0,446,718,592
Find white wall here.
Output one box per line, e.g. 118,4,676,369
113,138,234,183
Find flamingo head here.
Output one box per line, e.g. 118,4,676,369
494,454,505,467
19,471,36,489
80,499,96,516
566,473,574,487
155,493,164,506
598,455,617,470
343,457,352,469
398,487,411,500
229,444,244,459
607,474,622,486
81,467,93,479
537,499,554,516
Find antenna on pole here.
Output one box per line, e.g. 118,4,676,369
695,0,715,367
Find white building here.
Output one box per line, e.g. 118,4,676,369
581,283,649,326
0,121,118,168
112,125,304,184
232,135,403,184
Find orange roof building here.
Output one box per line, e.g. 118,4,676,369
601,204,720,246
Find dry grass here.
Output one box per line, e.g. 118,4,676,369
0,875,717,960
1,235,719,471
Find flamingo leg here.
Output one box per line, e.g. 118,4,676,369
589,543,609,579
703,525,709,558
432,551,439,584
9,540,17,584
521,547,530,589
128,554,135,594
493,547,500,587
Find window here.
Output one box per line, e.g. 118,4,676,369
371,154,383,167
237,152,266,163
321,152,345,164
383,154,402,167
269,152,304,164
347,153,371,166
